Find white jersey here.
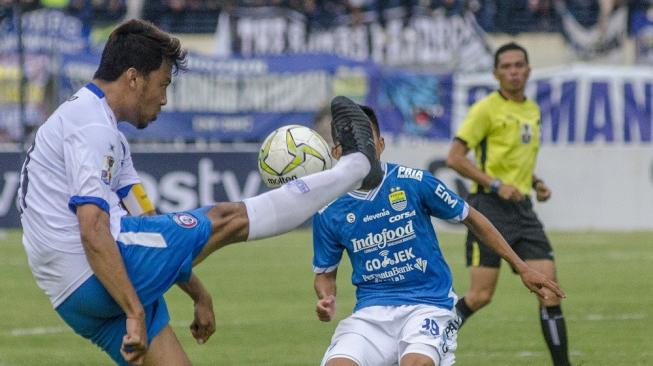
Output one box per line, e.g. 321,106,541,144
19,83,140,308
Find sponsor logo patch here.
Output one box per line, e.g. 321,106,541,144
363,208,390,223
286,179,310,193
101,155,115,185
434,184,458,208
351,220,415,252
389,187,407,211
415,258,428,272
173,213,198,228
397,166,423,181
389,209,416,223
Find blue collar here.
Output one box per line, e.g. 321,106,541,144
85,82,105,99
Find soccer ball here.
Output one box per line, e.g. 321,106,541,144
258,125,333,188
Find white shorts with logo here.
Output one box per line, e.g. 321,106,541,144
321,304,460,366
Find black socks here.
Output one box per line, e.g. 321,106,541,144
455,297,475,326
540,305,571,366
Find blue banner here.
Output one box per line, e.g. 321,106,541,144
455,66,653,144
57,52,458,141
51,52,653,145
58,52,381,141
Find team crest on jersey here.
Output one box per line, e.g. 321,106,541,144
388,187,407,211
101,155,115,185
346,213,356,223
173,213,198,228
521,123,532,144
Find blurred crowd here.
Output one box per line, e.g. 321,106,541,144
144,0,652,34
0,0,652,35
140,0,557,33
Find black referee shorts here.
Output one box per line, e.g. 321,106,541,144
465,192,554,269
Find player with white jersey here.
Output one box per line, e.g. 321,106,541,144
20,83,140,307
313,105,566,366
18,19,386,366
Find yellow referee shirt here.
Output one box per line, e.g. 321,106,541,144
455,91,541,195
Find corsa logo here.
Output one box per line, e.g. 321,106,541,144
351,220,415,252
389,210,416,223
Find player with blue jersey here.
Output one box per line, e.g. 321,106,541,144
18,19,384,366
313,105,565,366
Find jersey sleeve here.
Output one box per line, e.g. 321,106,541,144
113,134,155,216
312,211,344,274
418,171,469,223
455,99,491,149
63,124,116,214
115,133,141,194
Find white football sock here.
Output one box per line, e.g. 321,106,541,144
244,152,369,240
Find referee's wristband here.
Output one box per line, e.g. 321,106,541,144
490,179,502,193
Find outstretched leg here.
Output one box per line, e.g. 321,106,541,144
193,97,382,264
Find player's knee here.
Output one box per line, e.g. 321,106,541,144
400,354,436,366
206,202,249,244
325,358,359,366
538,288,561,307
467,290,493,309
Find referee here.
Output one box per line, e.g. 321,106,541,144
446,42,572,366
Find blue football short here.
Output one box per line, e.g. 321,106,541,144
56,207,212,365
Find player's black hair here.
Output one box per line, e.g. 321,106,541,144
93,19,187,82
494,42,529,69
358,104,380,136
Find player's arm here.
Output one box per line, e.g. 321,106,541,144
177,274,215,345
116,136,154,216
76,204,148,364
462,207,566,299
314,269,337,322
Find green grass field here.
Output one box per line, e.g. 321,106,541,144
0,229,651,365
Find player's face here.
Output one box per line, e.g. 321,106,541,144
134,61,172,129
493,49,530,94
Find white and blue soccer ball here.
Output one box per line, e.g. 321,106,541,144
258,125,332,188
